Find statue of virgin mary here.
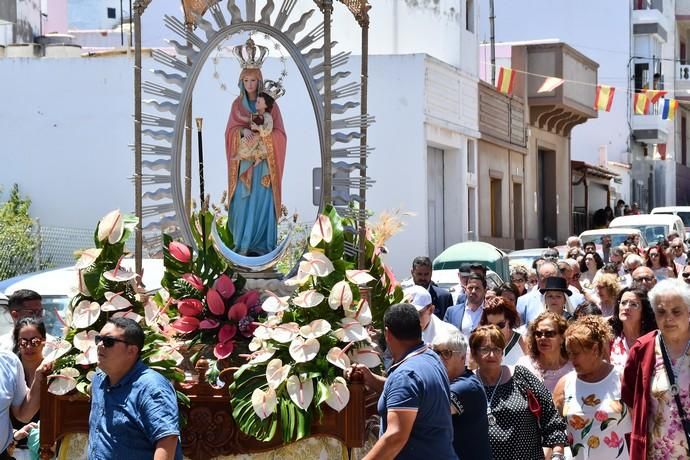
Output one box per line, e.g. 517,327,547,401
224,38,287,256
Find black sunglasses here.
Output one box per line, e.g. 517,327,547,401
95,335,132,348
534,330,557,339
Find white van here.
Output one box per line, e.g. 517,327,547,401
609,214,686,245
0,259,164,338
651,206,690,238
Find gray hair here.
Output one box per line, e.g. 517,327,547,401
624,254,643,268
566,236,582,247
648,278,690,313
537,260,560,279
432,325,468,355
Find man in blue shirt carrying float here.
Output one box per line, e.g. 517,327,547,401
88,317,182,460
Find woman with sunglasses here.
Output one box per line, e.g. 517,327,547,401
470,325,566,460
432,326,491,460
10,318,46,459
622,279,690,459
646,245,674,281
609,287,657,372
517,312,573,393
553,316,632,460
478,296,526,366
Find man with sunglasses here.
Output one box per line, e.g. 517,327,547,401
631,266,657,291
0,290,47,352
680,264,690,284
89,318,182,460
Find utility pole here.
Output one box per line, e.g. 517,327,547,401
489,0,496,85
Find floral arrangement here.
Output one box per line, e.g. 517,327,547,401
44,210,185,398
229,205,403,442
160,211,265,379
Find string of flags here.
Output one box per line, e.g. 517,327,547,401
494,66,680,120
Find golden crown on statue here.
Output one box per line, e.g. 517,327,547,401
232,38,269,69
262,80,286,100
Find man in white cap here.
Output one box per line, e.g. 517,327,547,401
404,285,453,346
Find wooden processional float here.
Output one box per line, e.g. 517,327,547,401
40,0,378,459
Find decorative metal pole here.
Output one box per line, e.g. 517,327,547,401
322,0,333,205
196,117,207,245
133,0,151,276
357,5,370,270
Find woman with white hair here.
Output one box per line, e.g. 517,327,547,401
432,326,491,460
622,278,690,459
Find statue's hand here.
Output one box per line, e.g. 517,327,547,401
243,128,255,141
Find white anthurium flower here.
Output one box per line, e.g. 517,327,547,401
266,359,291,390
309,214,333,246
286,374,314,411
112,311,143,323
149,346,184,365
349,347,381,368
261,292,290,313
72,300,101,329
75,347,98,366
288,337,320,363
344,299,372,327
97,209,124,244
248,337,264,352
86,371,96,382
75,269,91,296
334,318,369,343
74,248,102,270
248,346,277,364
270,322,300,343
328,281,353,310
326,347,351,370
292,290,325,309
253,316,282,340
345,270,376,285
284,268,311,287
300,319,331,339
73,330,98,352
103,267,137,283
325,377,350,412
251,387,278,420
299,252,335,277
48,367,80,396
144,299,163,328
42,339,72,362
101,292,132,311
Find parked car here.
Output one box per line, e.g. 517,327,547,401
609,214,685,245
0,259,164,338
651,206,690,238
579,228,648,250
506,247,566,270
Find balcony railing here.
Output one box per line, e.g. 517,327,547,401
679,64,690,82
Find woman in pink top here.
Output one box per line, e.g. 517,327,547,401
516,311,573,394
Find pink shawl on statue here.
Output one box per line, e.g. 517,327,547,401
225,97,287,219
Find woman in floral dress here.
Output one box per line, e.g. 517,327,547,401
554,315,632,460
622,278,690,459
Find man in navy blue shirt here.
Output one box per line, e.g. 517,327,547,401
357,303,457,460
88,318,182,460
432,326,491,460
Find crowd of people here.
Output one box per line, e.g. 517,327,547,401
367,236,690,459
0,290,182,460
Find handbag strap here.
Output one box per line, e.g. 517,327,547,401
658,334,690,451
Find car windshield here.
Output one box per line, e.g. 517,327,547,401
621,225,667,244
654,211,690,227
580,234,636,247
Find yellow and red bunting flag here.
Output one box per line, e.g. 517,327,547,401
643,89,667,104
594,85,615,112
662,98,678,120
634,93,650,115
537,77,565,93
496,67,516,95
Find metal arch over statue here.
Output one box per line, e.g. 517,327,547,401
133,0,374,277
